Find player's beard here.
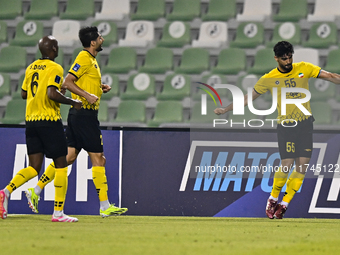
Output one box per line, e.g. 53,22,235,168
96,44,103,52
280,62,292,72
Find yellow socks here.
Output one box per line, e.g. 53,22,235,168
282,171,305,203
6,166,37,194
37,163,56,190
54,167,68,212
92,166,108,202
270,167,289,199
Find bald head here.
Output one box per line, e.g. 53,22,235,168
38,35,58,60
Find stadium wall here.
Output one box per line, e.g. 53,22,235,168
1,127,340,218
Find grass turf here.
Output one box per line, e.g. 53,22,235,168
1,215,340,255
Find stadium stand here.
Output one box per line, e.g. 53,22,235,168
273,0,308,22
192,22,228,48
52,20,81,47
102,47,136,73
248,48,278,74
236,0,272,22
131,0,165,21
193,74,231,101
211,48,246,75
302,22,338,48
189,101,218,124
0,73,11,99
92,21,118,45
230,22,264,48
10,20,43,47
0,46,26,73
60,103,70,123
156,73,191,100
24,0,58,20
0,99,26,124
95,0,130,20
139,47,173,73
310,101,333,124
148,101,183,127
201,0,236,21
324,49,340,73
293,48,319,66
119,21,154,47
175,48,209,74
113,100,146,124
101,73,120,100
60,0,95,20
266,22,301,47
98,100,109,122
166,0,201,21
309,79,336,101
120,73,155,100
307,0,340,22
157,21,191,48
0,0,22,19
0,21,7,44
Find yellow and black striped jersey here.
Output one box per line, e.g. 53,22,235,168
22,59,64,122
68,50,102,110
254,61,321,123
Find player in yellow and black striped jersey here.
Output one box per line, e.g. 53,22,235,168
29,27,128,218
0,36,82,222
214,41,340,219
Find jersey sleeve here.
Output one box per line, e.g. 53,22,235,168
21,69,29,92
68,53,91,79
253,76,269,95
48,65,64,89
303,62,321,78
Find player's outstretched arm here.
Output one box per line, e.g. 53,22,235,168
319,70,340,84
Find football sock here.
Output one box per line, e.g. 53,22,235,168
54,167,68,212
100,200,110,211
270,167,290,199
6,166,38,194
36,163,56,195
282,170,305,204
92,166,109,203
269,195,278,201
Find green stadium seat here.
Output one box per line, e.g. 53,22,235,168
0,46,26,73
248,48,277,74
324,49,340,73
98,100,108,122
211,48,246,75
193,74,230,101
0,73,10,99
24,0,58,20
166,0,201,21
309,78,335,101
102,47,136,74
12,74,25,99
230,22,264,48
0,0,22,19
302,22,337,48
237,74,259,94
189,101,219,124
36,48,64,67
267,22,301,48
131,0,165,21
60,0,94,20
148,101,183,127
157,73,190,100
175,48,209,74
92,21,118,45
1,99,26,124
121,73,155,100
273,0,307,22
157,21,191,48
101,73,119,100
0,21,7,44
10,20,43,47
139,47,173,74
202,0,236,21
60,104,70,123
310,101,332,125
114,100,146,123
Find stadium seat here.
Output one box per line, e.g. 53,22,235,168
0,46,26,73
192,22,228,48
98,100,108,122
202,0,236,21
324,49,340,73
193,74,230,101
267,22,301,48
36,48,64,67
307,0,340,22
24,0,58,20
95,0,130,20
157,21,191,48
0,73,10,99
310,101,332,124
0,99,26,124
102,47,136,73
139,47,173,74
12,74,25,99
175,48,209,74
148,101,183,127
101,73,119,100
114,100,146,123
10,20,43,47
302,22,337,48
0,21,7,44
0,0,22,19
211,48,246,75
60,0,94,20
92,21,117,45
166,0,201,21
248,48,277,74
60,104,70,123
121,73,155,100
52,20,81,47
230,22,264,48
157,73,190,100
119,21,154,47
273,0,307,22
309,78,335,101
237,74,259,94
236,0,271,22
293,48,319,66
131,0,165,21
189,100,220,124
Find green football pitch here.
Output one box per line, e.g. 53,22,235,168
1,215,339,255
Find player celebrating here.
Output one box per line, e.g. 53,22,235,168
26,27,128,217
0,36,82,221
214,41,340,219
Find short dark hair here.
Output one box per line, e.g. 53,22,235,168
79,26,99,47
273,41,294,57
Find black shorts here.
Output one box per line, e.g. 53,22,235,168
65,108,103,153
277,117,314,160
26,120,67,159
